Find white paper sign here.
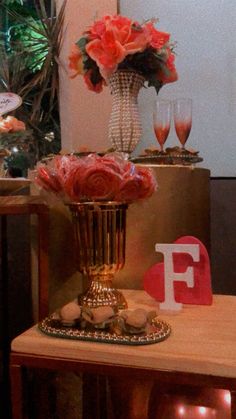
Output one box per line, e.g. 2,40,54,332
0,93,22,116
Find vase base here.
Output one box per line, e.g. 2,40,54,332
78,280,128,310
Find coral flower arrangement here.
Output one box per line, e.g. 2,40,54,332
69,14,178,93
0,115,26,133
0,115,33,151
35,153,157,203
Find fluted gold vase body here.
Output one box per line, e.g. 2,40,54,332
68,202,128,309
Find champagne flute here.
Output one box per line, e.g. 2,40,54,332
173,98,192,150
153,99,171,152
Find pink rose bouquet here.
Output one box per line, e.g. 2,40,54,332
69,14,177,93
35,153,157,203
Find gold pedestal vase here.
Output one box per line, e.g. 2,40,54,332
68,202,128,309
108,70,145,154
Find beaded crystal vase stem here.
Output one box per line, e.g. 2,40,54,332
68,202,128,309
108,70,145,154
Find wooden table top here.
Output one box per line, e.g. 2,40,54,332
11,290,236,379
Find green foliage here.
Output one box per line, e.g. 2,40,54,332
6,151,31,177
0,130,33,148
0,129,34,176
9,20,47,72
0,0,66,175
118,48,164,92
77,37,88,52
4,0,25,4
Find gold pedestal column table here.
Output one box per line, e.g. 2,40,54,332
114,165,210,290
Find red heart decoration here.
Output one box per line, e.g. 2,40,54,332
143,236,212,305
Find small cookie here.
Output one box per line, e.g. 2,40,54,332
81,306,116,329
60,301,81,326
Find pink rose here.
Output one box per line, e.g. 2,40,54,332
105,16,149,54
80,164,121,201
86,19,106,40
68,44,85,78
86,33,126,72
135,167,158,199
105,15,132,45
63,162,86,201
35,154,157,204
144,22,170,49
122,161,136,177
36,166,62,193
115,166,157,202
53,155,79,184
99,155,124,175
83,70,104,93
123,24,150,55
115,174,141,202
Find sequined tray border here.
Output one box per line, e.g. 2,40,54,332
38,317,171,346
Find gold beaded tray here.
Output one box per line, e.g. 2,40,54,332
38,316,171,346
131,154,203,165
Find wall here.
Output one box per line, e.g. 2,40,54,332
210,178,236,295
57,0,117,153
119,0,236,177
43,177,236,306
55,0,236,297
57,0,236,175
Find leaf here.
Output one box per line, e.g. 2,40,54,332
147,75,163,94
77,37,88,51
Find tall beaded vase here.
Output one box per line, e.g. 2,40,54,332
68,201,128,310
108,70,145,154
